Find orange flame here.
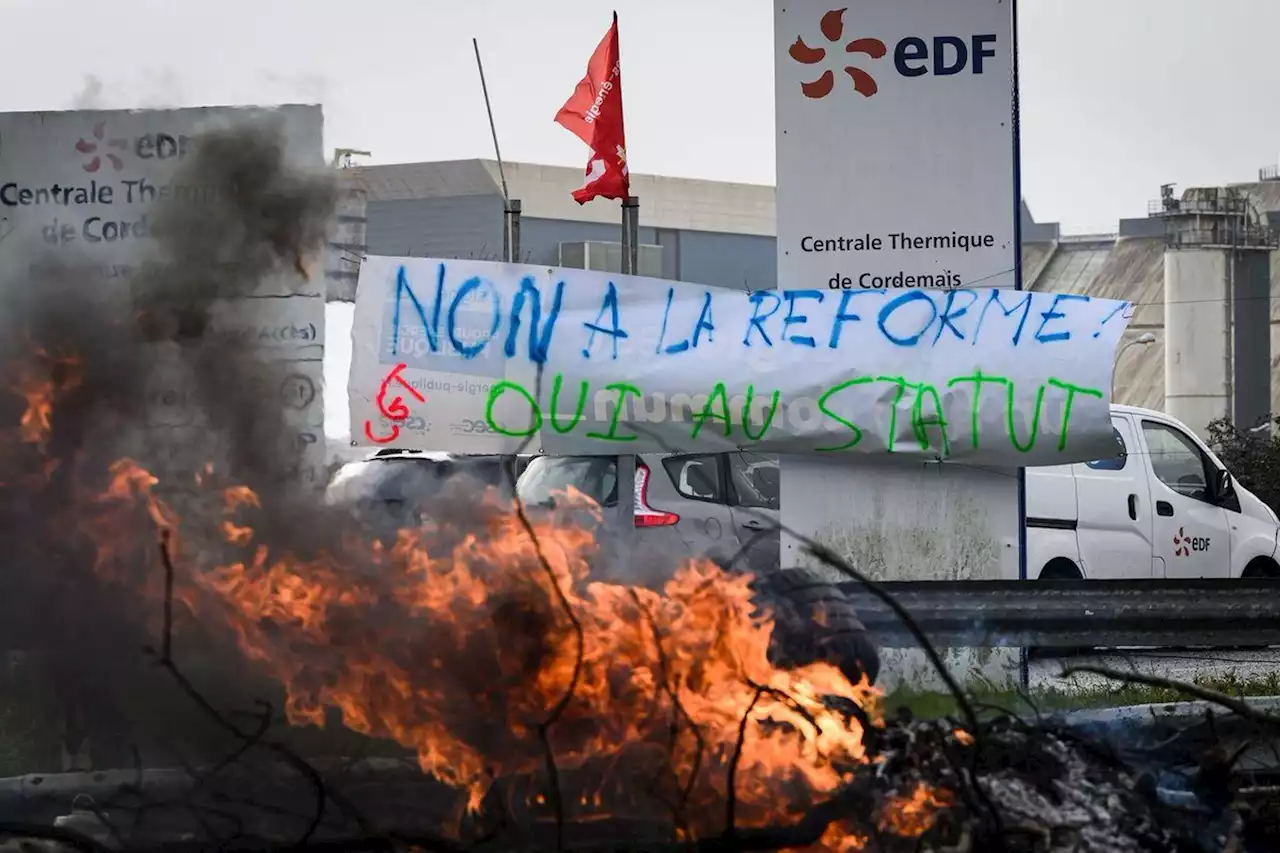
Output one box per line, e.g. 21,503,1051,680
67,451,883,844
877,781,953,837
12,348,81,447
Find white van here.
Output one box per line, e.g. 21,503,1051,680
1027,404,1280,580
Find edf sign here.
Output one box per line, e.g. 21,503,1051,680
894,35,998,76
773,0,1022,577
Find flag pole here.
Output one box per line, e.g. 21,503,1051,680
622,196,639,275
473,38,521,263
615,11,637,276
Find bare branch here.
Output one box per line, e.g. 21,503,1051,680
1059,664,1280,729
494,361,589,851
724,686,765,839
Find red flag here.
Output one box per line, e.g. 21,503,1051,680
554,12,630,204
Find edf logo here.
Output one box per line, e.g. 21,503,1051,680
894,34,998,77
788,7,999,99
1173,527,1211,557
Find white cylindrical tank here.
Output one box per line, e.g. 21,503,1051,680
1164,249,1230,436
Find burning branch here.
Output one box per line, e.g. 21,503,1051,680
152,534,373,844
628,589,706,835
724,686,765,839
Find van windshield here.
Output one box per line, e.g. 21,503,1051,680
517,456,618,508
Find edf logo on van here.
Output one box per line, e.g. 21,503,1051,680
788,7,998,100
1173,527,1211,557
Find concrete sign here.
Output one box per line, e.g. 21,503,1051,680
774,0,1028,689
0,105,327,488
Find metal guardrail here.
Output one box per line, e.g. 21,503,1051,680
835,578,1280,648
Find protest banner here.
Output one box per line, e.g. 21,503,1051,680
348,256,1131,465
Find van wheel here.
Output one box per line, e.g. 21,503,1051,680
1029,559,1085,659
1038,558,1082,581
1242,557,1280,579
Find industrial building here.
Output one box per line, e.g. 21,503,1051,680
326,158,1280,437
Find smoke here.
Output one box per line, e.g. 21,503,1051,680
0,115,342,767
0,115,811,811
0,116,661,773
69,75,105,110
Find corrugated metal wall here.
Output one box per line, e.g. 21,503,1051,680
365,195,504,260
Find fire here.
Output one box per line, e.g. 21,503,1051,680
814,822,869,852
11,347,82,447
877,781,953,837
13,357,883,845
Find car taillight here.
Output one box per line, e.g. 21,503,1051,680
633,461,679,527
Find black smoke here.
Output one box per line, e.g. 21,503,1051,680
0,115,344,770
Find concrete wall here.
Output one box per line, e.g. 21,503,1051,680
1165,250,1230,436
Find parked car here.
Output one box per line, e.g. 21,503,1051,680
515,451,879,686
516,451,782,574
325,449,528,534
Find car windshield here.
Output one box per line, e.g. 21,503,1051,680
517,456,618,508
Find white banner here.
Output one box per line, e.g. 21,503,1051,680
349,257,1131,465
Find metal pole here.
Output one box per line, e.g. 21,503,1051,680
474,37,517,264
502,201,510,264
622,196,639,275
472,39,510,204
505,199,522,264
617,196,640,570
620,201,631,274
1008,0,1029,692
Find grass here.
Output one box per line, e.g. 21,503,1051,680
3,667,1279,773
885,669,1280,721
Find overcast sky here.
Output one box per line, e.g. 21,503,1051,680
3,0,1277,235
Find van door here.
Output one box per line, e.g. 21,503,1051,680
1072,414,1156,578
1136,418,1232,578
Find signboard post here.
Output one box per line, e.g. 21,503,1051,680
773,0,1026,689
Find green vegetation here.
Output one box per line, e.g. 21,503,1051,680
885,669,1280,720
1208,414,1280,517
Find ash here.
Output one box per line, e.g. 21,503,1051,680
862,713,1239,853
